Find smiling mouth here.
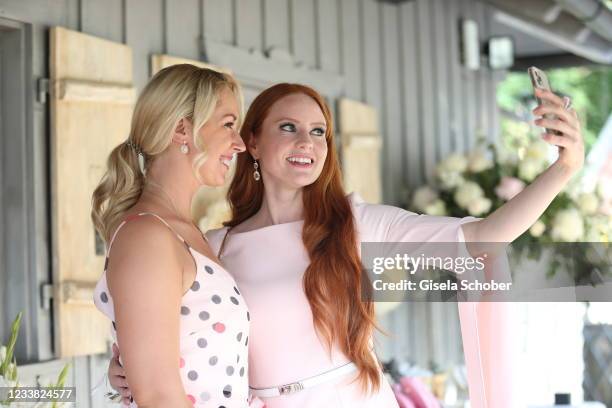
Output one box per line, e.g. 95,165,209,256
286,156,314,167
220,156,232,169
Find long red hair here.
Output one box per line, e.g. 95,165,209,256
225,83,380,392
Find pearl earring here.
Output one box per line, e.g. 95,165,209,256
253,160,261,181
180,141,189,154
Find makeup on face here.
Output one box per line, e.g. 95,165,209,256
251,93,329,190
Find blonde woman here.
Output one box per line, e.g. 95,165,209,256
92,64,253,407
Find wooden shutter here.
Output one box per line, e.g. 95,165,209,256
151,54,227,76
50,26,135,357
338,98,383,204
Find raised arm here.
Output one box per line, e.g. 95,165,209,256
462,88,584,243
107,218,191,408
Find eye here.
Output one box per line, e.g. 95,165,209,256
311,127,326,137
280,123,296,132
224,121,235,130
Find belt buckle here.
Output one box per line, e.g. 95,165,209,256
278,382,304,395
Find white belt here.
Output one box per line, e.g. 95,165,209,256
249,362,358,398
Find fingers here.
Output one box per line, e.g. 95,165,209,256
535,88,565,107
532,106,576,129
541,132,575,148
534,118,576,137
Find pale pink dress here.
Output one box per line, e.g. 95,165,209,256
206,193,496,407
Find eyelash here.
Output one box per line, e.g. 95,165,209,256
280,123,325,136
224,122,235,129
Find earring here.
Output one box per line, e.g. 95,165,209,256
253,160,261,181
180,141,189,155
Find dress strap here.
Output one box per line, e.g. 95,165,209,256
107,212,190,255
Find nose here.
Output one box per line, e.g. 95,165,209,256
295,130,314,150
231,131,246,153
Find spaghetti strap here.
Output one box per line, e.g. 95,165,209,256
106,212,191,255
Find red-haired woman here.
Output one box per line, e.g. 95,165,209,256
109,83,583,407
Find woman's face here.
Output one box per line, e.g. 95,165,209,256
196,86,245,186
250,93,328,191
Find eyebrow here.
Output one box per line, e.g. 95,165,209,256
221,113,237,121
275,117,327,127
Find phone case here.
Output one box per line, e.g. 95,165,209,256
528,66,563,136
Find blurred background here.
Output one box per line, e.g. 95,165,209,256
0,0,610,406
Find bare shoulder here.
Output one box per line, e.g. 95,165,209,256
106,215,183,296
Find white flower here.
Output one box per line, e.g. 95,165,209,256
0,373,16,389
584,215,610,242
424,199,447,216
495,176,526,201
439,153,468,173
467,149,493,173
436,153,468,190
198,199,231,231
525,139,549,161
412,186,439,212
467,197,492,216
551,208,584,242
497,149,519,166
518,157,545,182
437,171,465,190
577,193,599,215
454,181,484,209
0,345,6,362
529,220,546,237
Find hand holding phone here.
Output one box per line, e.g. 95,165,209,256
528,66,565,136
526,66,585,176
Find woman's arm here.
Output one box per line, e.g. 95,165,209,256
107,218,191,408
462,88,584,243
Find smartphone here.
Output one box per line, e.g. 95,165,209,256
527,66,563,136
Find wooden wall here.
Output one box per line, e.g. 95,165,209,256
0,0,504,405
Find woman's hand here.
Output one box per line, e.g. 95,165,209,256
108,343,132,406
465,90,585,243
533,88,584,175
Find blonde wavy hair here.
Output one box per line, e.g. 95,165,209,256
91,64,243,243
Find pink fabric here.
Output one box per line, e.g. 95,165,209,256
458,302,516,408
206,192,513,407
399,377,440,408
393,384,417,408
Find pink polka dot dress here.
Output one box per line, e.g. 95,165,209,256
93,213,251,407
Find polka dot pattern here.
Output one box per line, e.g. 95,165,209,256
93,212,249,408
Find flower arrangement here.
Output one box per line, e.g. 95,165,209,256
1,312,70,407
409,140,612,284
